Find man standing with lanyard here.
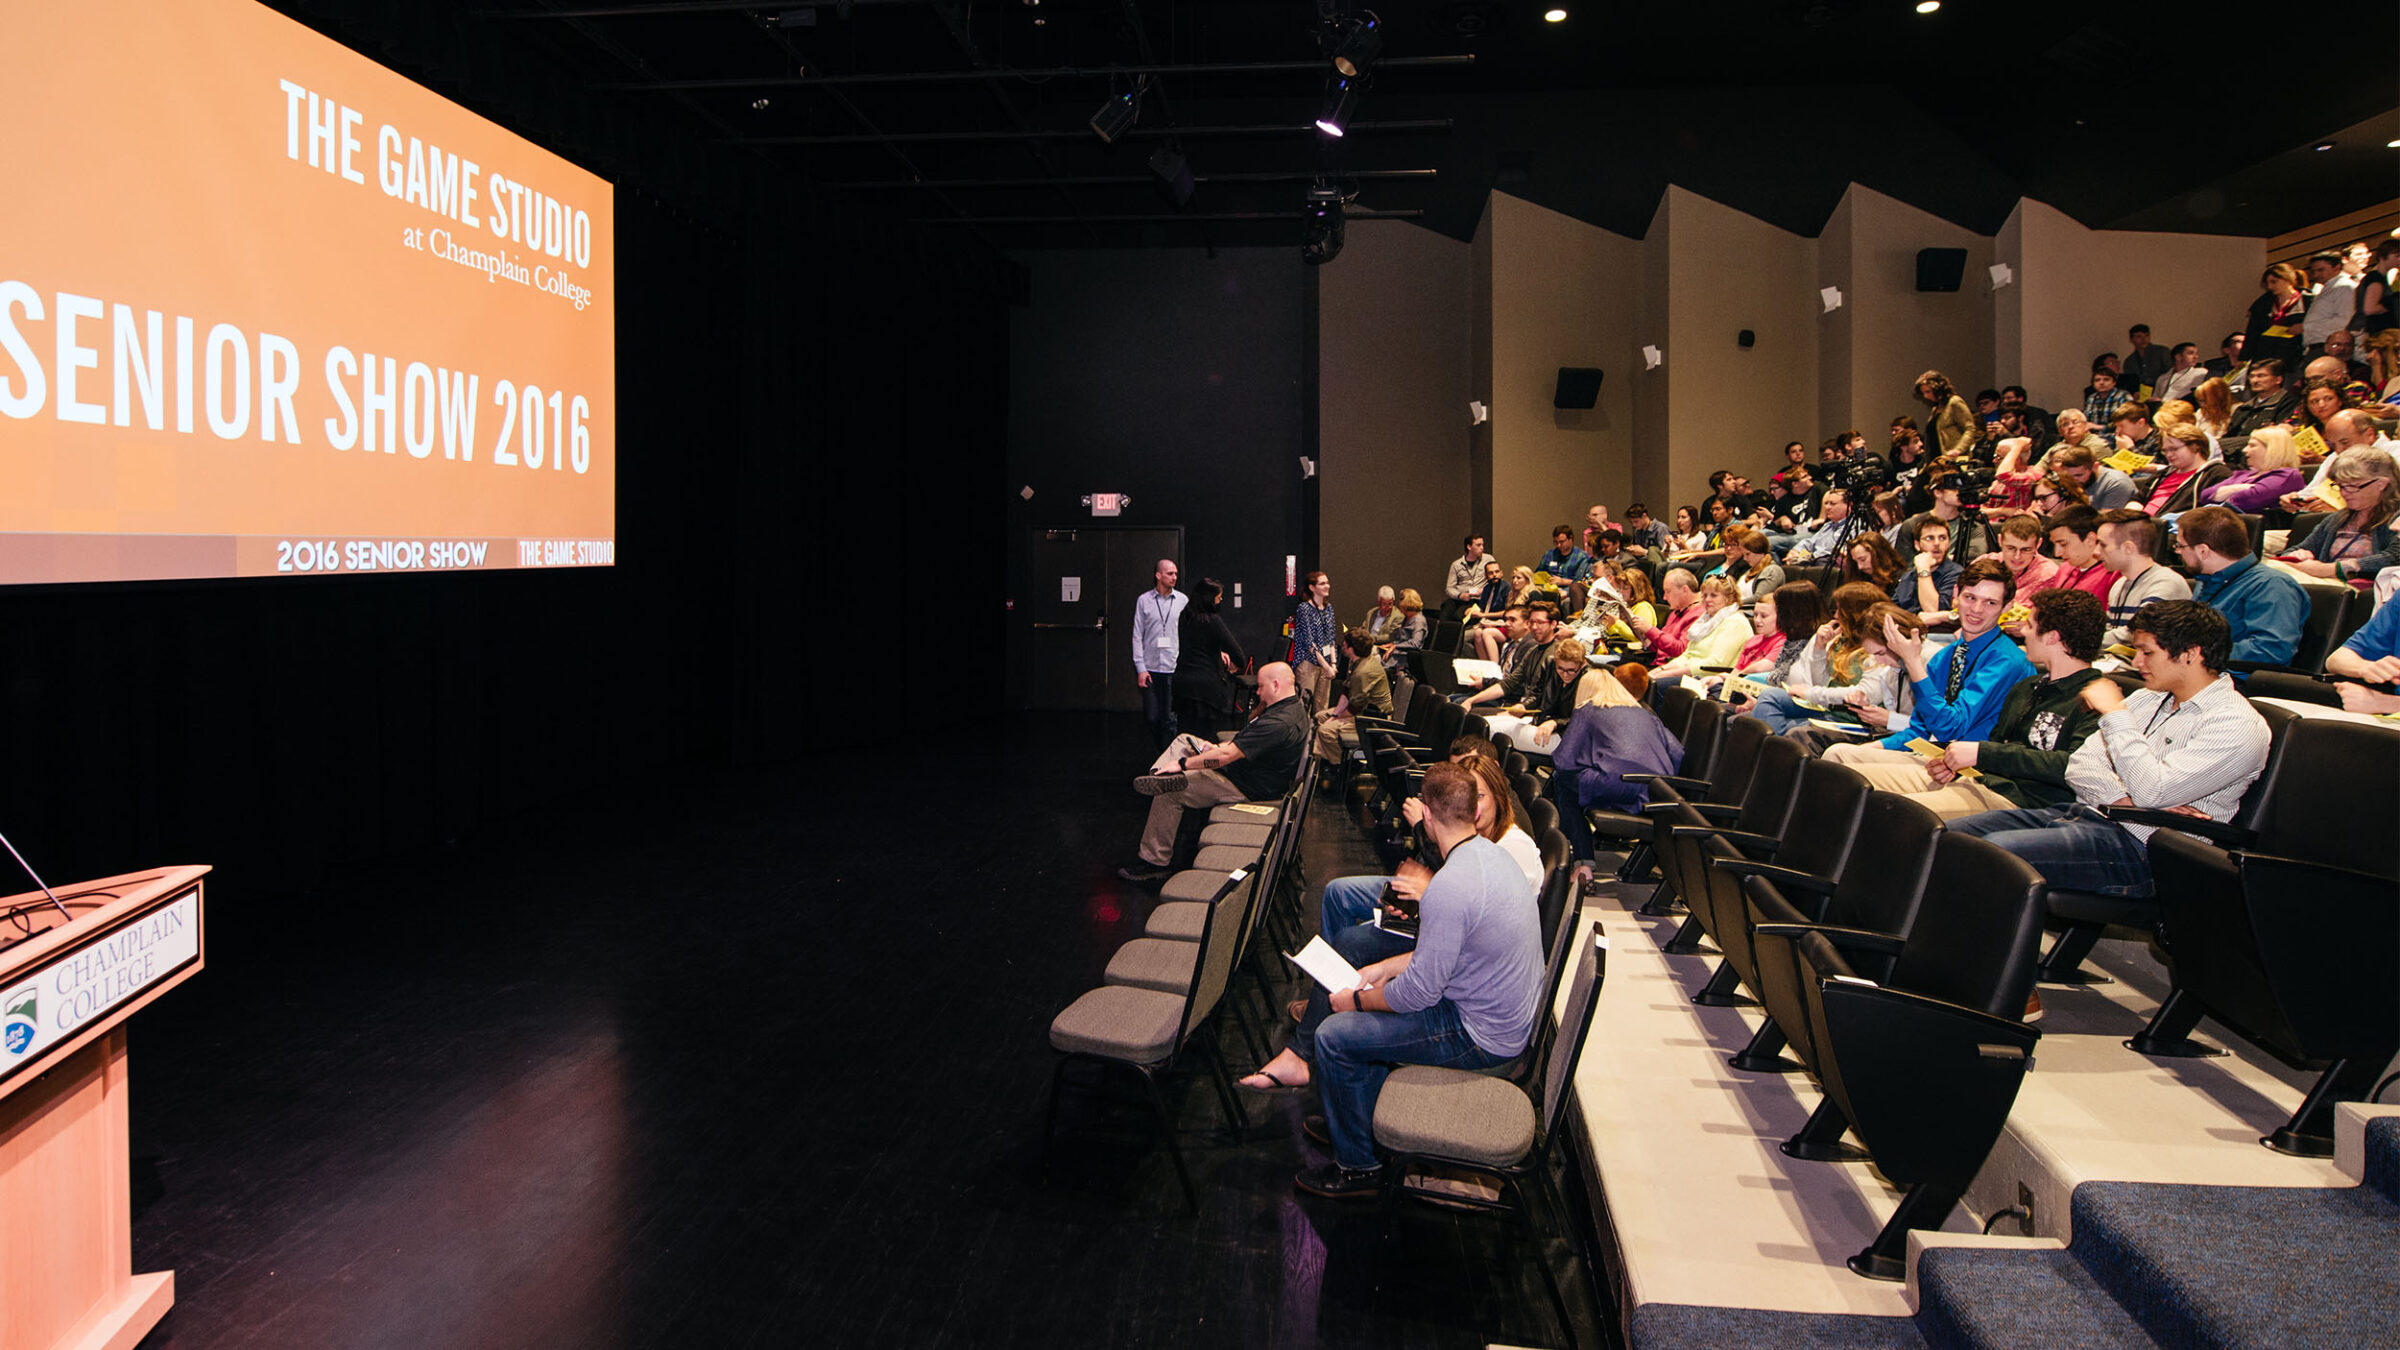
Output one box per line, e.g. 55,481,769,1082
1132,558,1187,750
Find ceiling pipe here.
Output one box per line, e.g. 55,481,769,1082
828,169,1439,189
730,118,1452,145
910,209,1426,225
600,54,1473,91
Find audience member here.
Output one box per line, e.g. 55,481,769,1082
1539,525,1595,583
1785,486,1860,563
2353,238,2399,334
2139,418,2231,516
1653,576,1753,681
1991,513,2061,594
2244,265,2310,368
1121,662,1310,881
1868,490,1909,546
1377,589,1429,660
2084,367,2136,428
1362,585,1404,643
1313,743,1536,940
2203,425,2305,512
1823,588,2104,819
2176,507,2307,667
1840,531,1905,593
1494,638,1614,754
2123,324,2174,397
1894,515,1963,617
2043,506,2119,602
1840,560,2031,756
1548,665,1681,870
2226,357,2299,437
1712,527,1786,601
2153,341,2210,406
2109,402,2163,462
1443,534,1491,610
2287,408,2400,510
2051,445,2138,511
1257,761,1543,1200
1462,602,1561,709
2095,510,2191,647
1311,629,1393,765
1627,568,1704,659
1711,581,1821,704
1997,388,2055,449
1132,557,1188,749
2204,332,2244,378
1667,505,1710,552
2278,446,2400,583
1618,502,1674,563
2325,593,2400,715
1951,602,2270,899
1747,586,1904,734
1917,370,1979,461
1172,577,1247,740
2303,253,2359,352
2193,376,2237,440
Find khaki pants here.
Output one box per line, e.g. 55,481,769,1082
1296,660,1336,712
1138,767,1248,865
1821,744,2018,820
1312,711,1354,764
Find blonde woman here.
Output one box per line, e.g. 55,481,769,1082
2203,426,2305,512
1548,662,1682,872
1651,576,1753,681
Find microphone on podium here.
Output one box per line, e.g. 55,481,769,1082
0,826,74,923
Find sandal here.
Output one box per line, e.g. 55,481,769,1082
1239,1065,1310,1093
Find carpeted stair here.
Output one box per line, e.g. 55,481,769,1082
1630,1115,2400,1349
1911,1113,2400,1349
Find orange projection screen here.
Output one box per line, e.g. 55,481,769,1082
0,0,615,584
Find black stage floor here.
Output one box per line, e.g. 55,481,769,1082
125,711,1603,1349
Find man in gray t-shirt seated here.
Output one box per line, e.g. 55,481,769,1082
1236,761,1544,1199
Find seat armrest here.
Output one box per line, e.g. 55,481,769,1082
1753,923,1904,958
1352,717,1407,734
1712,858,1836,895
1625,772,1710,795
1689,802,1742,822
1707,828,1786,857
2104,806,2253,846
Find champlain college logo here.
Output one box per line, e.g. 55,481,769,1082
3,987,34,1056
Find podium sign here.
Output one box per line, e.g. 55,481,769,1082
3,888,200,1089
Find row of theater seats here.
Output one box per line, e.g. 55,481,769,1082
1613,681,2399,1280
1045,700,1614,1342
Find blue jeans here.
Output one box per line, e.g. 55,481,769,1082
1948,804,2154,897
1292,922,1502,1169
1749,688,1836,734
1140,671,1177,749
1319,875,1398,935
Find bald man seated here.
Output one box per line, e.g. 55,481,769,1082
1119,662,1312,883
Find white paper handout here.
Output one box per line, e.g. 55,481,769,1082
1286,935,1365,993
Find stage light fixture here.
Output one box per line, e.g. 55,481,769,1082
1302,181,1346,266
1544,7,1567,20
1914,1,1940,14
1149,145,1195,207
1316,75,1361,137
1330,13,1383,78
1090,83,1142,144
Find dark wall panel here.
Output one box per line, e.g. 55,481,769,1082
1004,248,1308,697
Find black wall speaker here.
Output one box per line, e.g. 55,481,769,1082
1554,367,1604,409
1916,247,1969,293
1737,329,1756,348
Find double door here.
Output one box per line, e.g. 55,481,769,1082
1022,526,1185,711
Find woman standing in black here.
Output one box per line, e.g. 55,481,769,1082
1173,578,1248,739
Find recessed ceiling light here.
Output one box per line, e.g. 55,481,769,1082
2315,141,2337,152
1915,1,1940,12
2388,138,2399,149
1545,8,1568,21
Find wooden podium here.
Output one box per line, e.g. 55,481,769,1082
0,866,207,1350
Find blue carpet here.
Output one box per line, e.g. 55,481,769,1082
1912,1247,2155,1349
2369,1114,2400,1206
2070,1177,2400,1347
1629,1304,1926,1348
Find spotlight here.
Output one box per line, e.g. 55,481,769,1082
1544,7,1567,20
1316,75,1361,137
1090,84,1141,144
1330,12,1383,78
2314,141,2336,152
1302,181,1345,266
1914,1,1939,13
